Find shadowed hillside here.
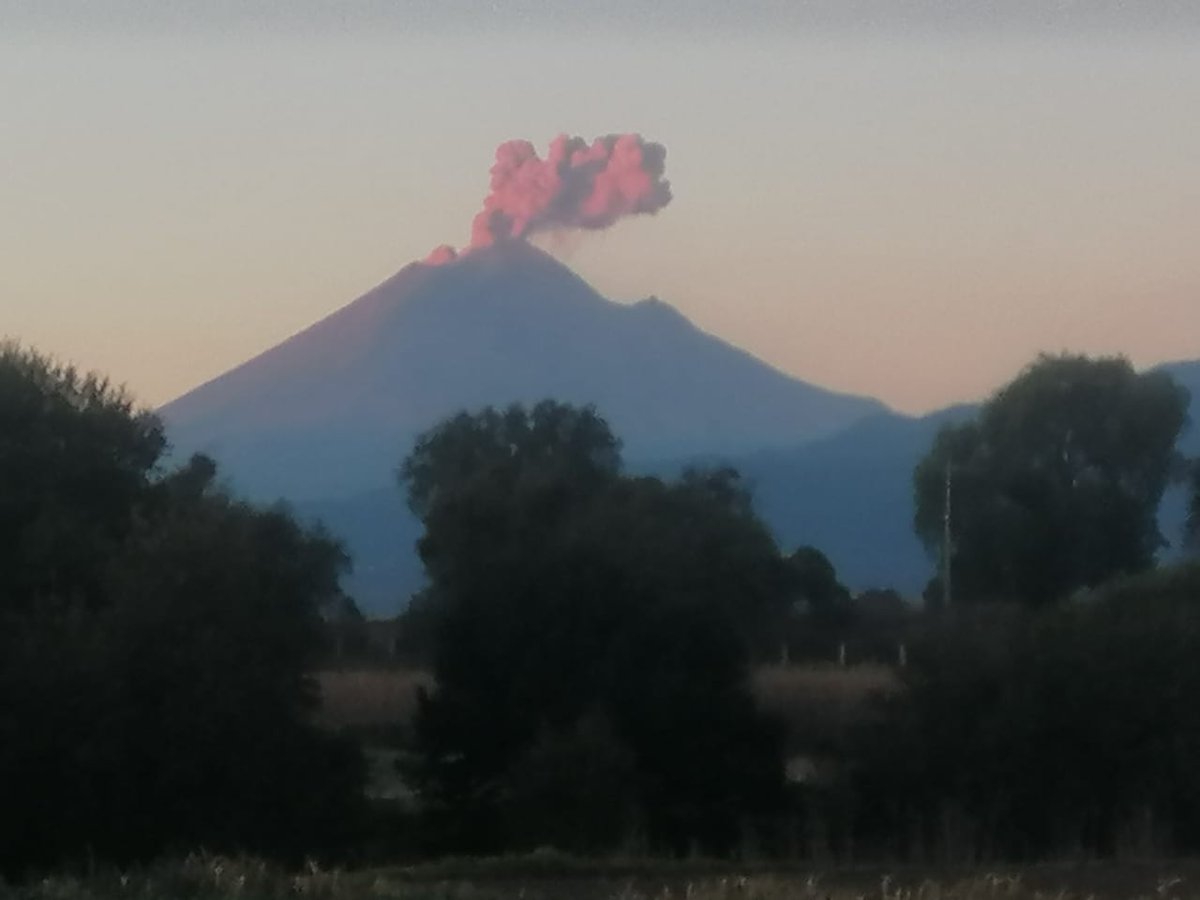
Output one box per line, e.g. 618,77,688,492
160,248,1199,613
161,243,884,501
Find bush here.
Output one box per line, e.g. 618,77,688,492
0,346,366,876
847,564,1200,860
400,403,788,855
502,714,641,853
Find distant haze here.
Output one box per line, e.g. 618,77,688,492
3,3,1198,413
8,2,1200,35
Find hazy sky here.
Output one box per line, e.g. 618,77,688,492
3,2,1199,414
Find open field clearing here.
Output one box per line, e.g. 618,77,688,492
315,662,900,797
315,669,435,731
316,664,899,739
12,855,1200,900
752,662,899,750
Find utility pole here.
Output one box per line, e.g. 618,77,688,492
942,461,953,608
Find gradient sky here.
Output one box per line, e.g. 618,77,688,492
3,2,1199,414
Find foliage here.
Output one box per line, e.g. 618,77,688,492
0,345,364,876
399,401,788,855
850,563,1200,860
502,713,641,853
0,342,165,616
786,546,852,625
913,354,1190,606
13,854,1200,900
401,401,622,526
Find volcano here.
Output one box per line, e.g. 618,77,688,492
161,243,886,502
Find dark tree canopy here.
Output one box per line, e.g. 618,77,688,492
0,345,364,875
914,354,1190,606
0,343,165,616
400,401,787,854
851,563,1200,859
402,401,622,521
786,545,852,623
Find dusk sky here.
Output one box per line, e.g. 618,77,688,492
4,2,1199,414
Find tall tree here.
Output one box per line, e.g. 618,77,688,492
0,342,164,616
0,344,364,875
787,545,852,623
850,563,1200,859
913,354,1189,606
401,402,786,854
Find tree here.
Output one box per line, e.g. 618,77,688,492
913,354,1189,606
0,342,164,616
849,563,1200,859
88,461,365,863
0,345,364,875
787,545,852,623
400,401,787,854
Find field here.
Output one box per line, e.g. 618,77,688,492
316,663,899,740
13,855,1200,900
315,662,899,802
315,669,436,731
751,662,899,752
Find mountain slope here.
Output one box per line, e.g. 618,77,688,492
297,406,975,613
162,243,886,501
733,405,976,596
1161,360,1200,455
309,359,1200,616
743,358,1200,600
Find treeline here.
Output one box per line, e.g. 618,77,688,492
849,566,1200,861
839,355,1200,860
4,340,1200,877
384,354,1200,861
0,345,365,877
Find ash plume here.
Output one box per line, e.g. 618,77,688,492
430,133,671,263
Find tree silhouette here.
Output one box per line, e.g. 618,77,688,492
913,354,1189,606
0,342,164,617
787,545,852,622
400,401,786,854
0,344,364,875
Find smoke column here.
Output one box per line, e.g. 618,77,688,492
428,133,671,264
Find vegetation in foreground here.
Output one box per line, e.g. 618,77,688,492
0,344,367,876
6,340,1200,878
9,854,1200,900
317,662,899,741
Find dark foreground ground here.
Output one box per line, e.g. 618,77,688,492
10,855,1200,900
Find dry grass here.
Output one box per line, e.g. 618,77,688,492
314,663,898,752
14,855,1200,900
752,662,900,713
752,662,900,753
313,668,434,730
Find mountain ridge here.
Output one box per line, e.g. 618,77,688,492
161,243,887,501
159,244,1199,614
297,364,1198,615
